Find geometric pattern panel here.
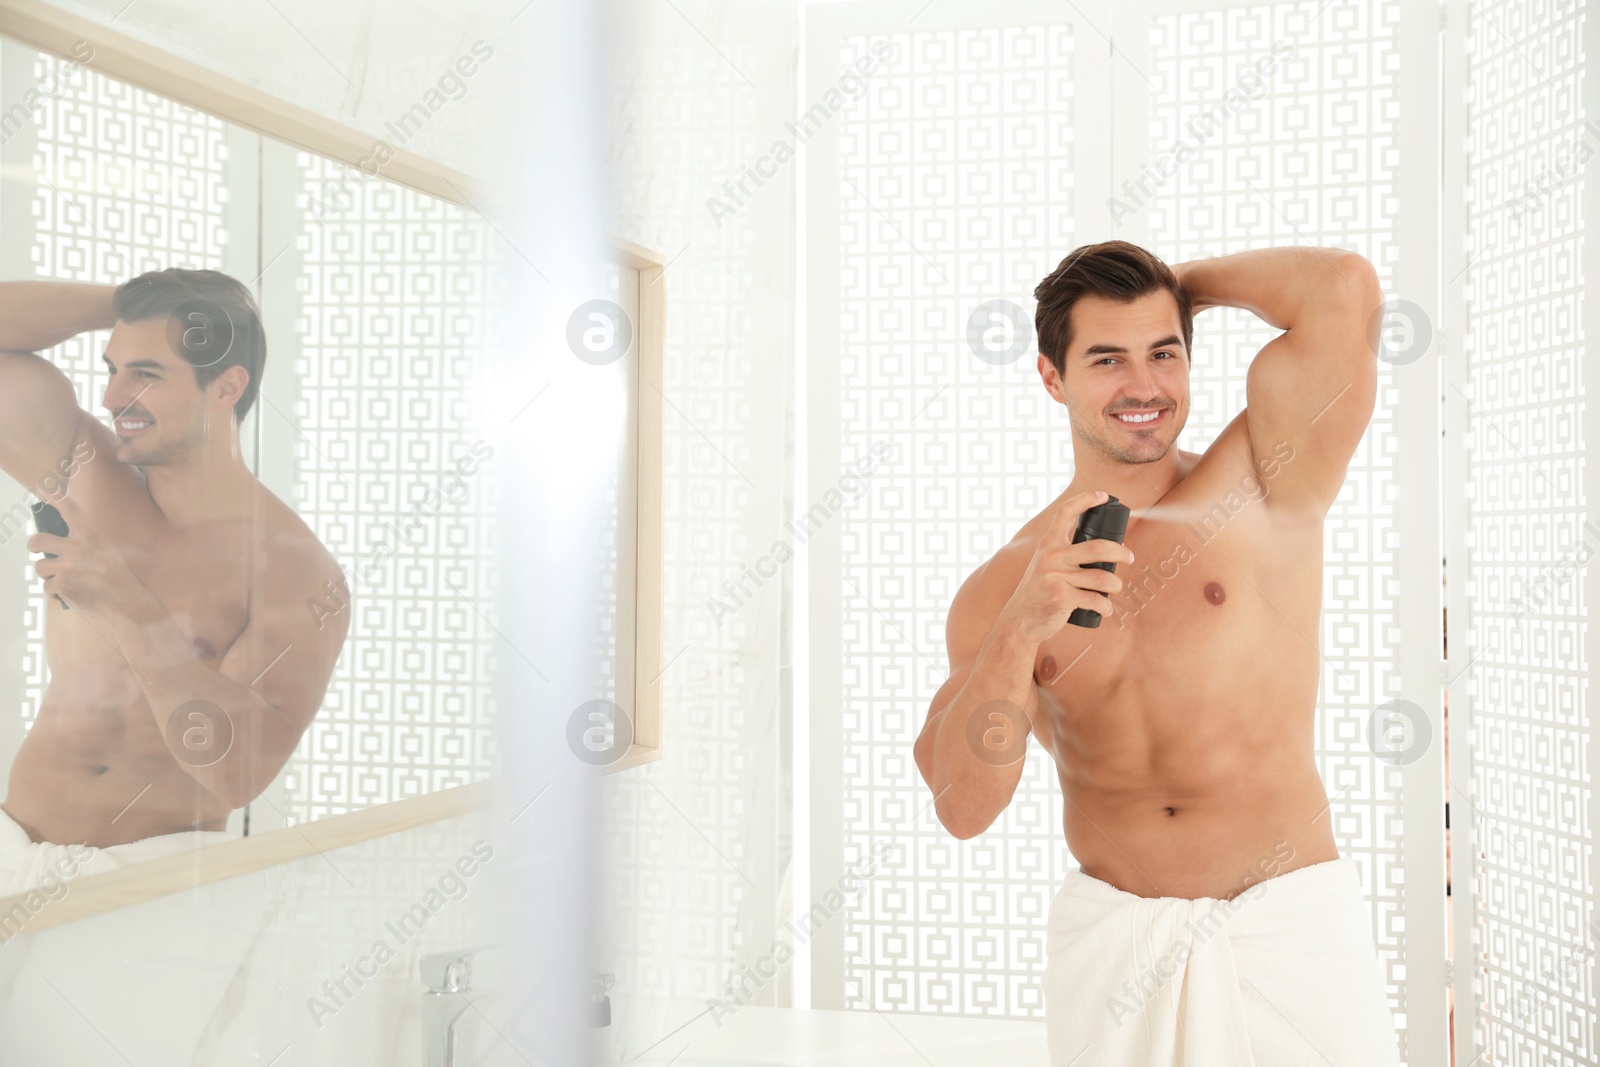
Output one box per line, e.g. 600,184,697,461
833,1,1419,1031
836,23,1080,1017
21,52,228,730
281,153,500,823
1463,1,1592,1063
1149,2,1412,1057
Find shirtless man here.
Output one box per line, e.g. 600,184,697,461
0,269,349,862
914,242,1400,1064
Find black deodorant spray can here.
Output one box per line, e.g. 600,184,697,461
1067,495,1131,628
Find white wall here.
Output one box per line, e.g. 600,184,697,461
15,0,804,1058
596,0,799,1057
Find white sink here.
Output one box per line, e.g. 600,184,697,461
614,1005,1049,1067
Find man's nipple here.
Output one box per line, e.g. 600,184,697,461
1204,581,1226,606
1038,655,1056,681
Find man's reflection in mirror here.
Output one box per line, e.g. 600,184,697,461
0,269,349,896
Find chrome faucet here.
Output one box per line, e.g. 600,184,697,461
421,949,479,1067
593,972,614,1027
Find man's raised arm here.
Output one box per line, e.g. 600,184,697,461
0,281,118,495
1174,247,1383,518
0,280,117,353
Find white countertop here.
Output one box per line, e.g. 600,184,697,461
625,1006,1050,1066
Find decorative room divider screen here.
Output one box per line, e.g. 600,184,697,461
803,2,1456,1064
1450,0,1597,1064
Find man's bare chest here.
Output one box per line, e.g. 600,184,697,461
49,523,254,663
137,539,253,659
1030,503,1317,711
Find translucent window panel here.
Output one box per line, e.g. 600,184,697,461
836,24,1078,1018
1463,0,1592,1062
20,52,228,732
1147,2,1410,1055
277,153,500,823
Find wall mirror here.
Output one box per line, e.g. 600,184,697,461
0,28,505,901
0,6,665,925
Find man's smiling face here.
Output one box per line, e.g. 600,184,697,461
101,317,214,466
1041,290,1191,465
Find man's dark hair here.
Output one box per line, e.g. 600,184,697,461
113,268,266,422
1033,241,1192,376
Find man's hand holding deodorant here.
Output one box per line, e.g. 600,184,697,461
998,490,1135,648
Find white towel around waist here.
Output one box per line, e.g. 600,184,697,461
0,804,229,906
1042,856,1402,1067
